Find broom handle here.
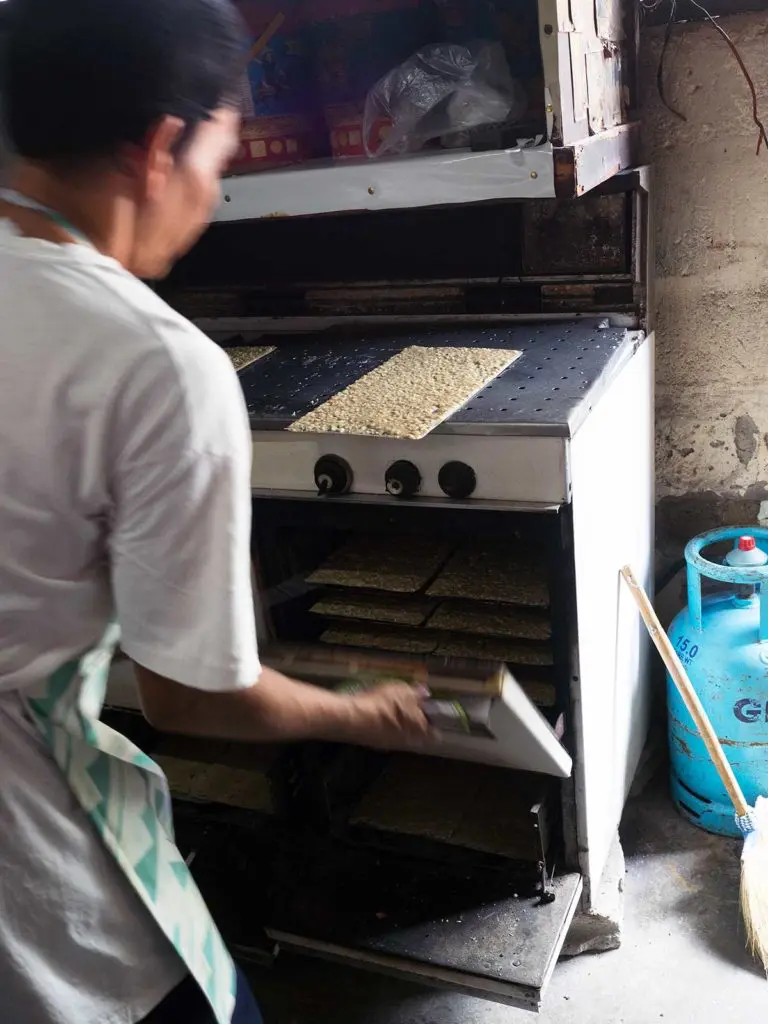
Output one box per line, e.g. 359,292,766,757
620,565,750,819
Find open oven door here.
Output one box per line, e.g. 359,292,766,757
105,661,581,1009
263,853,582,1013
430,670,573,776
105,641,580,1012
251,647,580,1012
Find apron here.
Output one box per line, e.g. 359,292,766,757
24,627,238,1024
0,188,238,1024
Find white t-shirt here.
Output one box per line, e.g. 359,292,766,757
0,219,260,1023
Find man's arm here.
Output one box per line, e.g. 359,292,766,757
112,333,429,751
135,662,431,749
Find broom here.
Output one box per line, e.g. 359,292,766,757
621,565,768,971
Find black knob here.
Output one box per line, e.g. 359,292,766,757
385,460,422,499
438,461,477,499
314,455,353,496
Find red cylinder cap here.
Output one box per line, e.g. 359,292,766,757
738,535,756,551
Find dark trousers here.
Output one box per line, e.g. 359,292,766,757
140,966,262,1024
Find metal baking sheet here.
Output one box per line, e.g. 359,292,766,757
307,534,454,593
518,677,557,708
351,755,547,861
311,591,438,627
426,601,552,640
426,540,550,608
237,320,642,437
435,637,553,666
320,625,439,656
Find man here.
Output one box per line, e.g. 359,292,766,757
0,1,430,1022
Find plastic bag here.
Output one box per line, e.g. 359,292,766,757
363,40,527,159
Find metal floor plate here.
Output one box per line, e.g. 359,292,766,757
233,320,643,437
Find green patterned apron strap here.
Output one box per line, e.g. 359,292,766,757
24,626,237,1024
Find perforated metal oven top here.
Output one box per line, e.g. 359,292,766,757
233,319,644,438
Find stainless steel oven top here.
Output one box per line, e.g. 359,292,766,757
234,319,643,438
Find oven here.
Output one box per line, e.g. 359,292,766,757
105,169,654,1011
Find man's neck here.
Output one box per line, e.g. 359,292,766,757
7,162,136,266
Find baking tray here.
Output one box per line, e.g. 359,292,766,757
236,320,641,437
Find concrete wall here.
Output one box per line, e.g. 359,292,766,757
641,13,768,565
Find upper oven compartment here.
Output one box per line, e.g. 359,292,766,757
215,0,638,218
236,319,642,506
240,321,636,437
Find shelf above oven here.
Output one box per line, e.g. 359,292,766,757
215,128,637,222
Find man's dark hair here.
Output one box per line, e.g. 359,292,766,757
2,0,246,165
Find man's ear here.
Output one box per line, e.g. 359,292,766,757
140,115,186,202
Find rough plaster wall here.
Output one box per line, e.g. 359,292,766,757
641,14,768,558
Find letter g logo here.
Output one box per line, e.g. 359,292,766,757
734,698,762,724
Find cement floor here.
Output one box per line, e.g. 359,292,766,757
246,780,768,1023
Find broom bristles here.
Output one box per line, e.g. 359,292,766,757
740,796,768,972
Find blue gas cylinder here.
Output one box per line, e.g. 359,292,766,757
668,527,768,837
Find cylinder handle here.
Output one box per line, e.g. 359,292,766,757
685,526,768,640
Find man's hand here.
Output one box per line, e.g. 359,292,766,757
346,683,431,749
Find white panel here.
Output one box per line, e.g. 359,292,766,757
569,0,596,35
216,146,556,222
569,334,654,901
251,439,320,491
569,33,588,124
251,433,569,505
428,674,572,777
538,0,569,140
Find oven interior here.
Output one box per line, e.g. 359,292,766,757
255,499,570,728
254,496,576,876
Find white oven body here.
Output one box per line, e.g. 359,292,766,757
107,333,654,907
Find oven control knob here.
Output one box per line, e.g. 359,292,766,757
438,461,477,499
314,455,353,496
385,460,421,499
